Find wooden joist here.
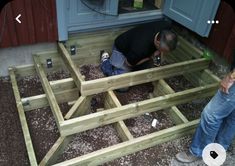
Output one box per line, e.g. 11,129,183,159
105,91,134,141
53,120,199,166
167,49,221,86
22,88,79,111
178,36,203,59
60,83,217,136
64,96,92,119
58,43,84,89
39,136,72,166
153,80,189,124
50,78,76,92
33,55,64,129
81,58,210,96
9,68,38,166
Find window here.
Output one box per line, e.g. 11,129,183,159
118,0,160,14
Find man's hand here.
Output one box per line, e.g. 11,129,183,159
152,50,161,66
220,73,235,94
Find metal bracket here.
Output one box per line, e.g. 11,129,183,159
70,45,76,55
46,59,53,68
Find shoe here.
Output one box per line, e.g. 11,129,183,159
100,50,110,62
176,151,199,163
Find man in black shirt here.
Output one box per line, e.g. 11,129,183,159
100,20,178,78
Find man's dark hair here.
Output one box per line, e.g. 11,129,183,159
159,30,178,51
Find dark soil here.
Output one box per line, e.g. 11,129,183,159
0,77,29,166
165,75,195,92
18,70,71,98
177,98,211,121
80,64,105,81
25,107,59,163
58,125,122,162
115,83,154,105
165,75,212,120
104,135,192,166
90,93,105,112
124,110,175,138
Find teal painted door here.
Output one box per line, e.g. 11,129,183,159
163,0,220,37
68,0,118,31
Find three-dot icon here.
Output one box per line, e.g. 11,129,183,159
207,20,219,24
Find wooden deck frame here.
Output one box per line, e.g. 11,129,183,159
20,57,211,112
105,91,134,141
59,83,218,136
33,55,64,130
9,28,222,165
153,79,189,125
9,68,38,166
54,120,199,166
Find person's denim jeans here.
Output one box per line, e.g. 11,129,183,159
101,46,131,76
190,84,235,157
101,45,153,76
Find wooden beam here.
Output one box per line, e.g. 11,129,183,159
202,69,221,83
39,136,73,166
58,43,84,89
15,51,65,78
167,52,220,86
105,91,134,141
50,78,75,92
153,80,189,124
177,36,203,59
64,96,92,119
9,68,38,166
22,88,79,111
81,58,210,96
53,119,199,166
39,92,89,166
60,83,217,136
33,55,64,129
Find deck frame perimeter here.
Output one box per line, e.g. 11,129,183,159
9,28,221,166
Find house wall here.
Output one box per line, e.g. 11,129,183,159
203,1,235,62
0,0,58,48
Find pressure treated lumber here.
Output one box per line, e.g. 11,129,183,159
60,83,218,136
178,36,203,58
50,78,76,92
64,96,92,119
39,100,81,166
167,50,221,86
13,34,205,79
33,55,64,129
39,136,72,166
53,120,199,166
153,80,189,124
81,58,210,96
58,43,84,89
105,91,134,141
22,77,77,111
9,68,38,166
22,88,79,111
